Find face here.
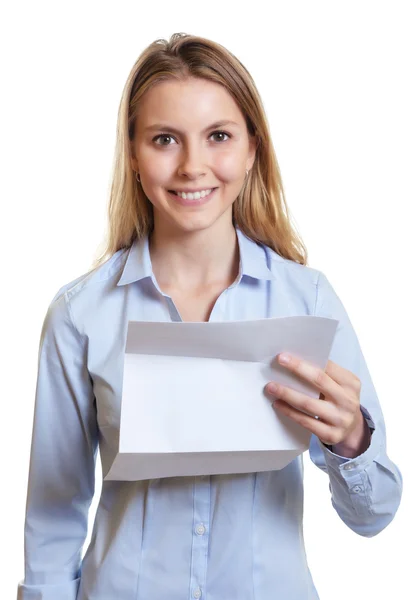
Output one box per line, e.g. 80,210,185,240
130,77,257,236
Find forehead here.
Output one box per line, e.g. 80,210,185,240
136,78,246,130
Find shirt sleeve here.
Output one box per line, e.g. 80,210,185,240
17,289,99,600
308,270,403,538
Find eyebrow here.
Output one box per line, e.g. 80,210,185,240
144,120,240,134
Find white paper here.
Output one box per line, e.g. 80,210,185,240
104,316,338,481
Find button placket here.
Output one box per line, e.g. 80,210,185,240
195,523,206,535
343,463,356,470
189,477,210,600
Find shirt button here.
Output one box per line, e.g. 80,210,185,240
343,464,354,470
193,588,202,599
352,485,362,493
195,524,206,535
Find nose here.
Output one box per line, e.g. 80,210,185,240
177,140,208,179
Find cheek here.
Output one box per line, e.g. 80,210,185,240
139,183,165,211
214,153,245,182
138,166,172,201
137,145,245,185
141,164,171,184
137,146,173,180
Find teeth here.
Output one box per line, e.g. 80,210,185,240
175,188,213,200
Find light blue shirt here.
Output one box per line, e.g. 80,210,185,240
17,228,403,600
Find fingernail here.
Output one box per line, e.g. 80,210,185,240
266,383,277,394
278,353,291,364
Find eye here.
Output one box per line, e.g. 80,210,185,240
152,130,231,146
209,130,231,142
153,134,175,146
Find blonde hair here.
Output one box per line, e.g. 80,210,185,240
90,32,308,271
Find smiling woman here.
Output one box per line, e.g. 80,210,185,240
17,31,402,600
127,77,257,249
90,33,307,270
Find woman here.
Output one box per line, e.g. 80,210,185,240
17,33,402,600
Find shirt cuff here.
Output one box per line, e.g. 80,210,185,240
319,404,378,473
17,577,81,600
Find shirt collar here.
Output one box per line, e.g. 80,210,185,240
116,227,274,286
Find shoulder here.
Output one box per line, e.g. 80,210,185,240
45,247,129,323
266,246,348,321
265,244,324,293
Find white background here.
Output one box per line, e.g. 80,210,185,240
2,1,417,598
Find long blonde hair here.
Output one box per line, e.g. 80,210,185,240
90,32,308,271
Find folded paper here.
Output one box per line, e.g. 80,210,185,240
104,316,338,481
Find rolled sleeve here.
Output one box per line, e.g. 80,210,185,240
309,271,403,538
17,289,98,599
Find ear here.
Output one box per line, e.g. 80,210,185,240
246,134,258,171
129,137,139,172
130,155,138,173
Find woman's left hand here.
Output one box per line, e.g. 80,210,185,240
265,352,366,448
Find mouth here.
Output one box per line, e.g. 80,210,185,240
167,187,218,206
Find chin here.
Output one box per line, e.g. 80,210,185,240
155,204,234,236
173,216,220,234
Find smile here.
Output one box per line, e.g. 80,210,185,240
168,188,217,200
167,187,218,206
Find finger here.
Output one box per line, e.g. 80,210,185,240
272,399,339,446
277,354,349,407
325,359,362,394
266,382,341,426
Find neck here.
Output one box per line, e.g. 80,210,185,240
149,219,239,292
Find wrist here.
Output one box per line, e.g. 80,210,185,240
331,412,372,458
